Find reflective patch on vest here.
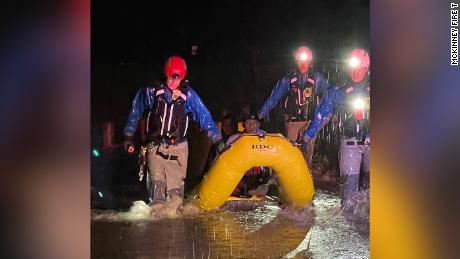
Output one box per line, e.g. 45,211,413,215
156,89,165,96
160,103,167,136
297,88,301,105
146,111,151,133
183,116,189,137
346,86,354,93
167,104,175,132
307,78,315,84
291,77,298,84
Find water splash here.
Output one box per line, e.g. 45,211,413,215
91,197,203,221
276,203,315,227
286,190,369,258
92,189,369,258
121,200,151,220
341,189,370,220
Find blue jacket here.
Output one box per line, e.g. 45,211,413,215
258,71,330,118
304,79,370,139
123,85,222,143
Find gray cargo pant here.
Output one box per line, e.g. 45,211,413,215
146,141,188,204
339,137,370,207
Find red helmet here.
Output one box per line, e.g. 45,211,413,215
348,48,370,83
164,56,187,80
295,46,313,74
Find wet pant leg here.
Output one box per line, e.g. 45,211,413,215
361,141,370,190
159,141,188,201
339,138,364,208
148,145,167,204
303,120,317,168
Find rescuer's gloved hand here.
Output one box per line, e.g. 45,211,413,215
215,138,229,154
123,135,134,152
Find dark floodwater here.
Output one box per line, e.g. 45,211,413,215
91,188,369,259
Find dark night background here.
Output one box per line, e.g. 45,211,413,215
90,0,369,208
2,0,460,258
92,0,369,136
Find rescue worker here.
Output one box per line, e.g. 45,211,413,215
301,48,370,210
227,113,272,197
123,56,228,206
258,46,329,167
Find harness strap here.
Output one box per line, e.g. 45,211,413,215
155,150,179,161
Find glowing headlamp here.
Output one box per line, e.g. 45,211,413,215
298,52,308,61
354,98,365,109
349,56,361,68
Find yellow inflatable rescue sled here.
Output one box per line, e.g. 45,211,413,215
195,134,314,210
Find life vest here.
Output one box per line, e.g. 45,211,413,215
283,71,316,120
340,83,370,139
146,84,192,144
